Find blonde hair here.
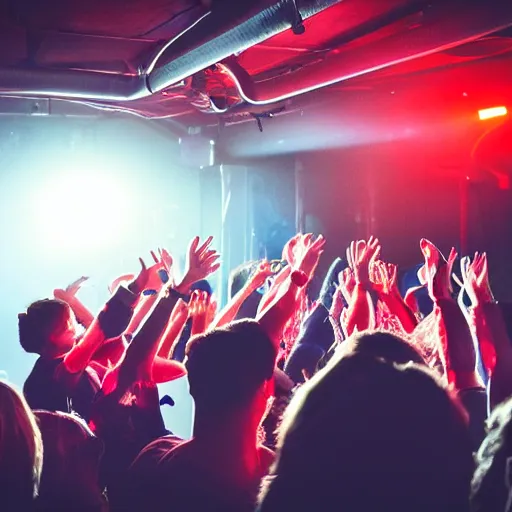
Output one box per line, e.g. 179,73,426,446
0,380,43,502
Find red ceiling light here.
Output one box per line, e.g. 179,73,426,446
478,106,508,121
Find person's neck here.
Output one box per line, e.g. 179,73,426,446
193,408,262,483
41,341,70,360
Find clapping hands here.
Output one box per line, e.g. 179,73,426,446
459,252,494,307
420,239,457,302
346,236,381,286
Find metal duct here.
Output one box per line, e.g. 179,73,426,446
0,67,148,102
0,0,340,102
219,0,512,106
146,0,341,94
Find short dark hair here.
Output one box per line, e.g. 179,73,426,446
18,300,69,354
228,261,261,320
346,331,426,366
185,320,276,414
228,261,258,299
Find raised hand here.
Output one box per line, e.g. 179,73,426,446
109,274,135,295
159,248,173,274
330,286,345,321
249,260,274,291
129,253,165,295
169,298,189,325
338,267,356,304
65,276,89,296
54,276,88,302
370,260,398,295
420,239,457,301
177,236,220,293
282,234,302,266
53,276,94,328
460,252,494,307
295,234,325,281
347,237,381,286
129,258,150,296
189,291,212,337
158,247,175,285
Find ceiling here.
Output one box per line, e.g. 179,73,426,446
0,0,511,131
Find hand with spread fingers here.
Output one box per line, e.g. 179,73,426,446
347,236,381,287
177,236,220,294
370,260,398,296
129,251,166,295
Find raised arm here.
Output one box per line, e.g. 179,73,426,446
54,277,94,328
157,299,189,360
461,253,512,408
111,236,220,392
370,260,418,334
421,239,481,391
256,234,302,315
257,270,308,349
343,238,379,336
258,234,324,349
213,261,273,328
124,250,168,336
62,264,147,374
257,266,292,315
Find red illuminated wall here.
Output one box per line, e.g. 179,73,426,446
298,140,512,300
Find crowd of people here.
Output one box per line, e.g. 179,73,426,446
2,231,512,511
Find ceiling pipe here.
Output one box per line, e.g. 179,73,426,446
145,0,340,94
0,0,341,102
0,67,147,102
218,0,512,106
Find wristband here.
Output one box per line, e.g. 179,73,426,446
158,269,170,284
290,270,308,287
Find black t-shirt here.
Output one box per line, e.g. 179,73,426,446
23,357,99,421
90,381,169,500
114,437,259,512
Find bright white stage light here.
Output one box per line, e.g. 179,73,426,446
31,166,132,254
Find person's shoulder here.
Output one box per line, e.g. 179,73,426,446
24,357,57,386
145,434,184,452
132,435,184,468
